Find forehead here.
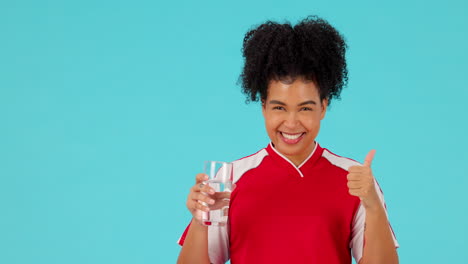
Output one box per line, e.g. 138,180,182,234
266,78,320,101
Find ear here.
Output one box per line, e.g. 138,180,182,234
320,99,328,120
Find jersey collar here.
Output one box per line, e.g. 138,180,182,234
265,141,323,178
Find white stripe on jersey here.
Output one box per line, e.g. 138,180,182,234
208,148,269,264
322,149,399,263
232,149,269,183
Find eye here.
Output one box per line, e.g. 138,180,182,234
272,106,285,111
300,107,313,111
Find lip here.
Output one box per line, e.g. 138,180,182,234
279,132,305,144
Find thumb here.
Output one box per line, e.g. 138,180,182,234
363,149,376,167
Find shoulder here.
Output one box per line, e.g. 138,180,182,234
320,147,362,171
231,148,269,183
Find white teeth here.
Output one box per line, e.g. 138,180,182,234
281,132,303,140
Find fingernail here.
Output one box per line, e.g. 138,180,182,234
209,189,215,195
209,199,215,204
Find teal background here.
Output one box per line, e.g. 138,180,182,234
1,0,467,263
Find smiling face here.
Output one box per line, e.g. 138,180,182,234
262,76,327,166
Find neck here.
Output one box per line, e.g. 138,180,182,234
273,141,316,167
287,155,306,167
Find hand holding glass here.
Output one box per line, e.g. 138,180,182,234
201,161,233,226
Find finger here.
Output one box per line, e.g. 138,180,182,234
199,183,215,195
348,188,361,197
348,166,365,173
189,191,208,204
187,199,209,213
189,183,206,194
208,197,230,209
194,200,210,212
210,199,229,209
363,149,376,167
347,173,361,181
213,191,232,200
195,173,209,184
194,192,215,205
347,181,362,189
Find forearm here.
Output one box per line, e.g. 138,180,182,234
360,205,398,264
177,218,211,264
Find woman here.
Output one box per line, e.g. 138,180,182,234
177,15,399,264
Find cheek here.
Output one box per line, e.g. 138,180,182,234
264,114,281,133
301,115,321,132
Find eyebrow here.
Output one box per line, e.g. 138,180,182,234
269,100,317,106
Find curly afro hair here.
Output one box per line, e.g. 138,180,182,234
239,15,348,106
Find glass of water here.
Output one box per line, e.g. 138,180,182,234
201,161,233,226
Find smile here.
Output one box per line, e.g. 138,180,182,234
280,132,305,144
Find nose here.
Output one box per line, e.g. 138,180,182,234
283,112,299,128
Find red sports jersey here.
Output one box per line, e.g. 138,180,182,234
178,142,399,263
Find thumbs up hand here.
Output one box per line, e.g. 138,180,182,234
347,150,382,211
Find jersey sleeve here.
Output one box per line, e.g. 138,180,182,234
177,221,230,264
349,179,399,263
